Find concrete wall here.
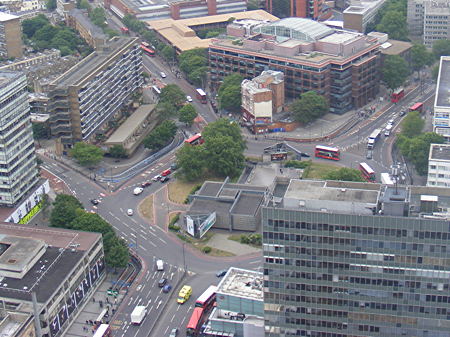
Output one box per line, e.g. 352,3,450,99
4,18,23,58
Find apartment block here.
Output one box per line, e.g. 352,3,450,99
66,9,107,49
263,179,450,337
0,71,39,207
0,13,23,59
407,0,424,36
210,18,380,114
265,0,331,20
241,70,284,127
427,144,450,187
47,37,143,146
343,0,387,33
433,56,450,142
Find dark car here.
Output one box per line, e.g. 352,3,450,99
170,163,177,170
90,199,99,205
160,176,170,183
141,181,152,188
399,110,406,117
216,270,227,277
300,152,310,158
169,328,178,337
163,284,172,293
158,278,167,287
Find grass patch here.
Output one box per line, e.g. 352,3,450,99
228,233,262,247
303,162,340,179
169,212,181,232
176,231,235,257
138,195,153,223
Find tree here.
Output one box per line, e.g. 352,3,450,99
109,144,127,158
155,101,178,119
32,123,49,139
34,24,59,42
204,135,245,177
143,120,177,151
271,0,290,18
70,142,104,167
382,55,409,90
376,10,408,41
291,91,328,124
176,145,206,181
180,55,207,75
411,44,433,74
178,49,208,87
105,238,129,268
22,15,49,38
187,66,208,87
159,84,186,107
432,64,440,81
401,110,424,137
179,104,198,126
323,168,364,182
50,194,84,228
46,0,56,10
161,45,175,61
218,74,243,112
432,39,450,59
202,118,246,151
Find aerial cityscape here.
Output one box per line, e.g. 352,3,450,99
0,0,449,337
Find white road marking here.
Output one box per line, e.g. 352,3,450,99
170,314,175,322
158,237,167,244
139,245,148,251
156,300,162,309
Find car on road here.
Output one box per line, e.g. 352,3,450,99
141,181,152,188
127,209,133,216
399,110,406,117
169,328,178,337
133,187,144,195
152,175,161,182
90,199,99,205
161,169,171,176
216,269,227,278
388,119,395,125
186,95,192,102
170,163,177,170
300,152,310,158
160,176,170,183
163,284,172,293
158,278,167,287
177,285,192,304
366,150,373,160
160,72,166,78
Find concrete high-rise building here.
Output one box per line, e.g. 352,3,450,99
263,179,450,337
0,71,39,207
407,0,424,37
433,56,450,142
343,0,387,33
427,143,450,187
0,13,23,59
48,37,143,146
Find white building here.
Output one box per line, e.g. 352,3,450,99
0,71,39,206
433,56,450,141
427,143,450,187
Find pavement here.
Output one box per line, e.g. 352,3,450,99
206,232,261,256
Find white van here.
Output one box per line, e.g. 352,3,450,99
385,124,393,137
156,259,164,271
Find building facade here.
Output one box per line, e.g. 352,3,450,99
66,9,107,49
0,71,39,207
263,179,450,337
0,13,23,58
265,0,331,20
407,0,424,36
427,143,450,187
47,37,143,146
433,56,450,142
343,0,387,33
210,18,380,114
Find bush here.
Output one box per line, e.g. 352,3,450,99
169,213,180,226
202,246,212,254
285,160,311,169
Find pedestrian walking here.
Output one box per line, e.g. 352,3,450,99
92,297,95,303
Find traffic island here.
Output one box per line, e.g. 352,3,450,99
138,195,154,223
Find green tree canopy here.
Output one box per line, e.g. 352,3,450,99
161,45,175,61
155,101,178,119
291,91,328,124
218,74,243,112
202,118,246,151
143,120,177,151
204,135,245,177
323,168,365,182
179,104,198,126
411,44,434,73
382,55,409,90
22,15,49,38
432,64,440,81
176,145,206,181
271,0,290,18
32,123,49,139
178,48,208,87
70,142,104,167
46,0,56,10
160,84,186,107
401,110,424,137
109,144,127,158
34,24,59,42
180,55,207,75
50,194,84,228
432,39,450,59
376,10,408,41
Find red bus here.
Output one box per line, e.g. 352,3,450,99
315,145,340,161
185,133,204,145
141,45,155,57
391,88,404,103
359,162,375,182
195,285,217,309
409,102,423,113
186,307,207,337
196,88,207,104
93,324,111,337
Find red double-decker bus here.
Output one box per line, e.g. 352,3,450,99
141,45,155,57
359,162,375,182
93,324,111,337
196,88,207,104
187,286,217,336
409,102,424,113
185,133,204,145
195,285,217,309
186,307,206,337
315,145,340,161
391,87,404,103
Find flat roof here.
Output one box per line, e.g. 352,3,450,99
430,143,450,161
105,104,155,144
380,39,412,55
197,181,223,197
217,267,263,301
320,31,359,44
0,12,19,21
147,10,278,52
231,193,263,216
0,236,45,275
189,198,232,215
436,57,450,108
0,71,22,89
68,9,107,40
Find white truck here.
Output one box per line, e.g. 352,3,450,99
381,172,395,185
131,306,147,325
367,129,382,149
156,259,164,271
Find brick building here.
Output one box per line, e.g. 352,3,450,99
210,18,380,114
265,0,331,20
0,13,23,59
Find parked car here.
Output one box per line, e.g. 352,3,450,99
141,181,152,188
160,72,166,78
158,278,167,287
90,199,99,205
127,209,133,216
163,284,172,293
160,176,170,183
169,328,178,337
216,270,227,277
186,95,192,102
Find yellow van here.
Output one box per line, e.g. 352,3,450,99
177,285,192,304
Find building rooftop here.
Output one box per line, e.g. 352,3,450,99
379,39,412,55
105,104,155,144
0,71,22,89
320,31,360,44
147,10,278,52
52,36,138,88
343,0,387,15
435,56,450,108
231,193,264,216
0,12,19,21
68,9,107,40
0,236,45,277
430,143,450,161
217,267,263,301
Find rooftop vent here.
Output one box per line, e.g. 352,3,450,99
7,259,16,264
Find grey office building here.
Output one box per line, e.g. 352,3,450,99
263,179,450,337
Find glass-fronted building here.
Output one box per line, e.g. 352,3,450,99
263,179,450,337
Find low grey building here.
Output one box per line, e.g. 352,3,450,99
185,178,267,237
